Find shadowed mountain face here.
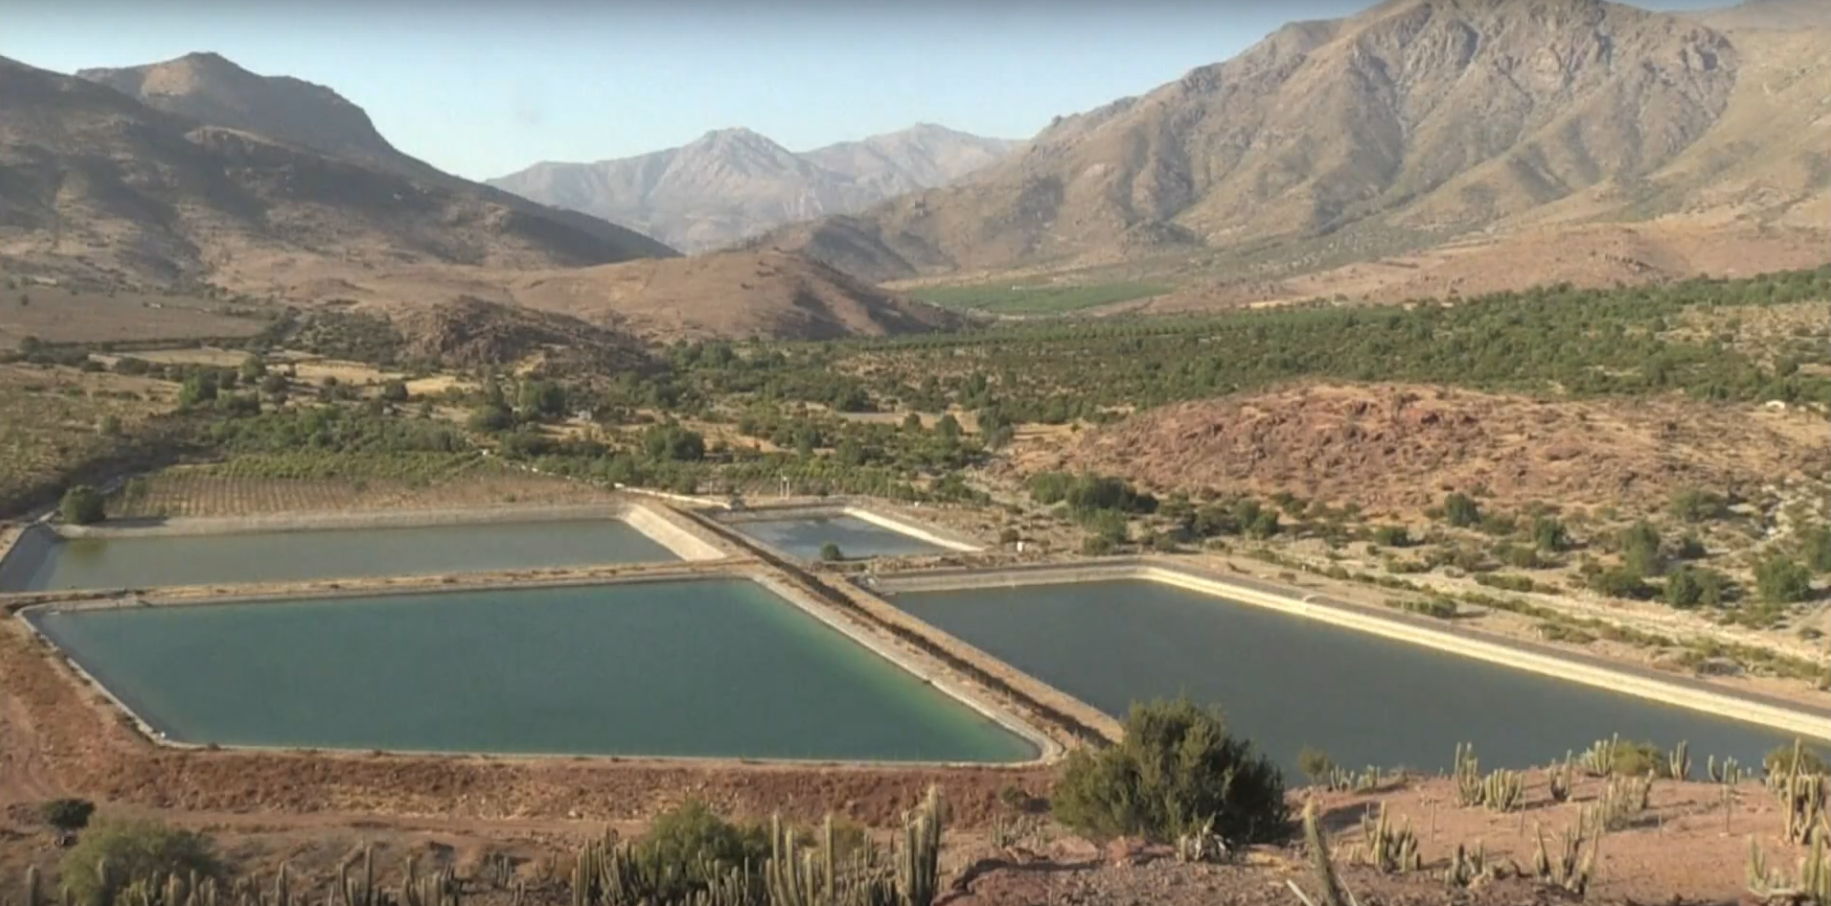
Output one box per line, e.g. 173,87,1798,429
488,124,1018,253
0,52,674,291
755,0,1826,283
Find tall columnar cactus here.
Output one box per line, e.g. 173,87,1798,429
1582,734,1622,777
1453,743,1484,808
1668,740,1691,782
1532,812,1601,896
1548,752,1575,803
1748,832,1831,903
1776,739,1829,845
1710,755,1744,785
896,787,944,906
1287,798,1360,906
1481,770,1525,813
1352,803,1421,874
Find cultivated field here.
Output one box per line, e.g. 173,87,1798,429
0,287,273,349
0,363,177,513
109,459,621,519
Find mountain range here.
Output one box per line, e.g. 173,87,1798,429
0,52,957,341
756,0,1831,284
487,125,1018,253
1,0,1826,344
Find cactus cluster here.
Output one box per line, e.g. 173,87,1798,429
1531,808,1604,896
1710,754,1745,785
1347,803,1420,875
1441,840,1517,890
1450,743,1522,813
1748,833,1830,904
1547,752,1575,803
1322,765,1389,794
1598,772,1655,831
14,793,951,906
15,849,459,906
1772,740,1830,846
1580,734,1622,777
572,788,946,906
1668,740,1691,782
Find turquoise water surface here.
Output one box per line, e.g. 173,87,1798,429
0,520,678,591
29,579,1037,762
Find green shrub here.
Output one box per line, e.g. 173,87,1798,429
1052,698,1288,845
1669,488,1729,523
1443,493,1481,528
1663,565,1726,609
1532,516,1570,553
60,485,105,525
60,819,223,906
1297,746,1334,783
1371,525,1411,547
1755,556,1814,605
1800,526,1831,574
1619,520,1665,577
1396,598,1457,619
638,800,768,872
1765,742,1830,778
819,542,844,562
1590,567,1653,600
40,798,95,833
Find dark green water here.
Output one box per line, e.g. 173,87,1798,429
732,515,947,559
891,579,1811,776
0,521,678,592
28,579,1036,762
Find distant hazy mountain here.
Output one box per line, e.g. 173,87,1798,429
756,0,1829,283
1686,0,1831,31
488,124,1019,253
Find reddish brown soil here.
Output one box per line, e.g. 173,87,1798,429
1029,382,1828,515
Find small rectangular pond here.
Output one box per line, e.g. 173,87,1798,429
0,520,681,592
888,578,1811,776
25,578,1037,762
730,514,951,560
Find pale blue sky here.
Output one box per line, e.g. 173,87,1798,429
4,0,1730,181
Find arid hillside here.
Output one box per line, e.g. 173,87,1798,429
763,0,1828,284
490,124,1017,253
1027,383,1829,515
73,52,676,263
507,250,969,341
0,55,674,291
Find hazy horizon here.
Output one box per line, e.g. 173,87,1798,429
3,0,1738,181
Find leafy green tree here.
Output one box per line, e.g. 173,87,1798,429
901,411,923,432
1800,526,1831,574
643,424,706,462
467,404,514,433
40,798,95,835
1443,493,1481,528
1590,567,1653,600
935,413,962,439
60,485,105,525
1755,556,1814,605
1663,565,1724,609
1371,525,1411,547
60,819,223,906
239,354,267,383
379,380,409,403
176,373,218,409
1052,698,1288,844
1619,520,1665,577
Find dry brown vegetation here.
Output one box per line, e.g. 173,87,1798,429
0,363,177,513
0,287,273,350
109,462,621,519
1028,382,1829,517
